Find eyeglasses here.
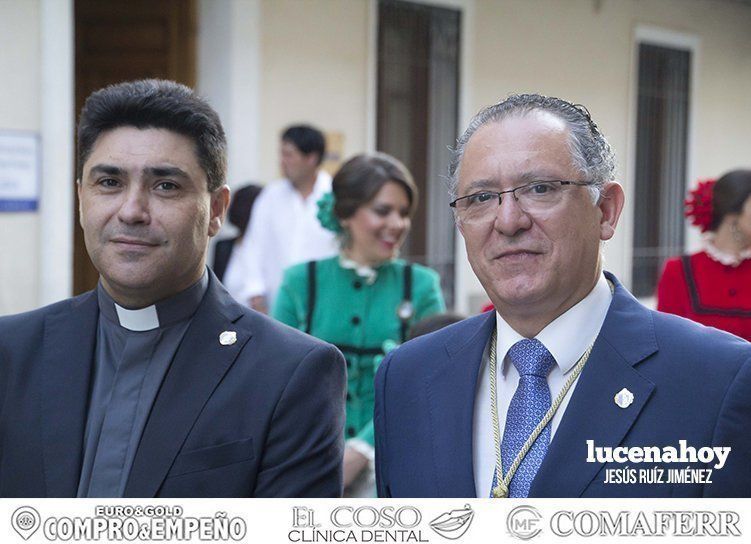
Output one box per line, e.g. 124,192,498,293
449,180,594,224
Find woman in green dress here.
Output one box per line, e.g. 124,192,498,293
272,153,446,496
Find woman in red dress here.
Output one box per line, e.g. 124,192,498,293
657,169,751,341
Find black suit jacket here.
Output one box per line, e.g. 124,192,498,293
0,271,346,497
212,237,236,282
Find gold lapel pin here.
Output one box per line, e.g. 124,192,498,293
219,331,237,346
614,387,634,409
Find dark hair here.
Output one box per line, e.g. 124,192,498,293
281,125,326,165
228,184,262,237
77,79,227,191
711,169,751,230
332,153,418,222
449,93,616,203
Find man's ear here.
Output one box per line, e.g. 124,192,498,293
308,152,322,169
208,185,231,237
598,181,625,241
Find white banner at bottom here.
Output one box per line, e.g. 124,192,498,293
0,498,748,544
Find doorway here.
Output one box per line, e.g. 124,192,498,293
377,0,460,307
73,0,197,294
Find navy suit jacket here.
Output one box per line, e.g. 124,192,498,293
374,273,751,497
0,271,346,497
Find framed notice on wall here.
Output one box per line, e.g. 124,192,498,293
0,130,40,212
321,131,344,177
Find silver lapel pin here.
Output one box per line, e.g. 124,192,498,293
614,387,634,409
219,331,237,346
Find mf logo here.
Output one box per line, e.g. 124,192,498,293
507,505,543,540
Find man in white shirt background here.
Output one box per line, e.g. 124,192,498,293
237,125,337,312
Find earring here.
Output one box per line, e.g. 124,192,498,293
340,227,352,248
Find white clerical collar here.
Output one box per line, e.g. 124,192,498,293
114,304,160,331
495,273,612,376
97,271,209,332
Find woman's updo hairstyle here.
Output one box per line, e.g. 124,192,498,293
332,153,418,221
711,169,751,231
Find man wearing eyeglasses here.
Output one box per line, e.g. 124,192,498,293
374,93,751,498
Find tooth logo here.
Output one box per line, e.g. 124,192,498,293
429,504,474,540
11,506,41,541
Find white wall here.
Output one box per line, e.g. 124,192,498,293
198,0,262,192
0,0,74,315
248,0,751,312
2,0,750,315
39,0,74,307
258,0,370,182
0,0,41,315
198,0,262,250
459,0,751,309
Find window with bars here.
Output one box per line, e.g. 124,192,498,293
632,43,691,297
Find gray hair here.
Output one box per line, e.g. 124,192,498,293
448,94,616,203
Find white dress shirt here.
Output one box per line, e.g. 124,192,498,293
473,273,613,497
237,171,338,309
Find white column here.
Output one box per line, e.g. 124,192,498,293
39,0,75,304
198,0,261,189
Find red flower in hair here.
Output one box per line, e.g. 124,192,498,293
684,179,716,233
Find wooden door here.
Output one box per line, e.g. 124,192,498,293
377,0,460,307
74,0,196,294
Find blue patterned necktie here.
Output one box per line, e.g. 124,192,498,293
498,338,556,498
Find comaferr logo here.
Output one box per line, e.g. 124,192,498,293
502,507,742,538
550,510,741,537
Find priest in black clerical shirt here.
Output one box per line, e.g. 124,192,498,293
0,80,346,498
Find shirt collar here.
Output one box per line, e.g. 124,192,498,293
284,170,333,202
97,270,209,332
312,170,333,197
495,273,612,375
338,254,393,285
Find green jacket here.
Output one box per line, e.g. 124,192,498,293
272,256,445,446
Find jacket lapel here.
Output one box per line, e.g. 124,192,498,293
124,276,251,497
530,274,657,497
425,312,495,497
40,292,99,497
